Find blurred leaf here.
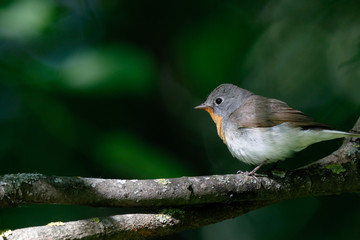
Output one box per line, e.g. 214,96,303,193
0,0,55,40
61,45,156,95
95,132,193,178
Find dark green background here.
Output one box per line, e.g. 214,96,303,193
0,0,359,239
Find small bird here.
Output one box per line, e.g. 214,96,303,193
195,83,360,175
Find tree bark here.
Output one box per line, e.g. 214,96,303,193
0,117,359,240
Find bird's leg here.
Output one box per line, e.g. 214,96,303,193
248,160,268,176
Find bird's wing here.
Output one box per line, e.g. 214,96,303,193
229,95,330,129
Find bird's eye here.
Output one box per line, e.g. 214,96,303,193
215,97,223,105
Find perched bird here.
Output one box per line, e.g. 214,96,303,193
195,83,360,175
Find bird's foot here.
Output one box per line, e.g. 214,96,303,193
236,170,266,178
236,170,247,174
236,160,269,177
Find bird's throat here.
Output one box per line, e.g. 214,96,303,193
204,107,226,144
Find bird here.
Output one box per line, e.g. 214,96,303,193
195,83,360,175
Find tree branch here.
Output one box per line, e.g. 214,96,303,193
1,117,359,240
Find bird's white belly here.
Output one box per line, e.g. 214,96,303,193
224,123,343,165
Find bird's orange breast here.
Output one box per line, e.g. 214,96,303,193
204,107,226,144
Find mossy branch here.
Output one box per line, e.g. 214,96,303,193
0,117,359,240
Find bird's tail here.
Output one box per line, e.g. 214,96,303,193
322,130,360,138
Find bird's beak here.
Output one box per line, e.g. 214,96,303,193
194,103,209,110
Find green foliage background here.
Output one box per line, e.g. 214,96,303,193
0,0,359,239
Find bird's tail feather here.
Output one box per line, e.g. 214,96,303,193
322,130,360,138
